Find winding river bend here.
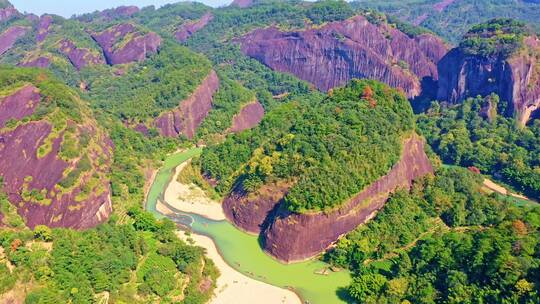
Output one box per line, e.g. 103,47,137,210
145,148,352,304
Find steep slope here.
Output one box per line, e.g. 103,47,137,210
228,100,265,133
154,70,220,139
91,23,161,65
239,15,447,97
437,19,540,126
176,12,214,42
202,79,432,261
0,26,28,56
0,67,113,229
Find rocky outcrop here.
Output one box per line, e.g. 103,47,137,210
0,85,40,127
223,136,433,262
228,100,264,133
437,36,540,126
92,23,161,65
0,26,28,56
223,182,288,234
154,70,219,139
0,83,113,229
36,15,53,42
58,39,105,70
19,56,50,68
100,6,140,19
239,15,447,97
176,12,213,42
0,6,18,22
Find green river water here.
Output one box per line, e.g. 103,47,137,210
145,148,352,304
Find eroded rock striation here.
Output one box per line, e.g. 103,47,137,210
239,15,447,97
228,100,265,133
437,35,540,126
0,26,28,56
36,15,53,42
176,12,213,42
223,136,433,262
154,70,220,139
0,76,113,229
92,23,161,65
58,39,105,70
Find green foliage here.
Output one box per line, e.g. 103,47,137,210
352,0,540,43
460,18,529,57
417,95,540,198
33,225,52,242
202,79,415,212
306,0,354,25
328,165,540,303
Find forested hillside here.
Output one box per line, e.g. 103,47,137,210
352,0,540,43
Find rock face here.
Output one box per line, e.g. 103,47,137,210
437,36,540,126
0,6,18,22
239,15,447,97
19,56,50,68
0,84,113,229
228,100,265,133
154,70,220,139
223,136,433,262
176,12,213,42
58,39,105,70
92,23,161,65
100,6,140,19
0,26,28,56
36,15,53,42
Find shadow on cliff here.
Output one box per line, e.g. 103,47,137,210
411,76,439,114
257,197,289,250
336,287,356,303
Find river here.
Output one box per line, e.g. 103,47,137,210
145,148,352,304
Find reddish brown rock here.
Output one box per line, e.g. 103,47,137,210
437,35,540,126
36,15,53,42
0,85,40,127
0,83,114,229
0,26,28,56
92,23,161,65
176,12,213,42
19,56,50,68
0,6,18,22
222,136,433,262
154,70,220,139
58,39,105,70
239,15,447,97
223,182,288,234
228,100,265,133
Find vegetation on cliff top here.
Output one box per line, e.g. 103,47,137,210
327,166,540,303
201,79,415,213
459,18,530,58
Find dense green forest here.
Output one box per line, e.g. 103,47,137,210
326,166,540,303
0,190,217,303
417,96,540,199
201,79,415,212
352,0,540,43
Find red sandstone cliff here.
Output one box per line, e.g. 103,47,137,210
58,39,106,70
154,70,220,139
437,36,540,126
223,135,433,262
0,83,113,229
176,12,213,42
0,26,28,56
92,23,161,65
228,100,265,133
239,15,447,97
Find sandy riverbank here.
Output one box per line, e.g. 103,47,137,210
177,231,301,304
164,161,226,221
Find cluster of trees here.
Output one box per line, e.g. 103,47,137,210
417,95,540,198
326,166,540,303
460,18,529,58
201,79,415,212
0,201,217,303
